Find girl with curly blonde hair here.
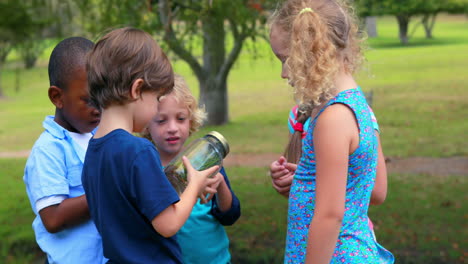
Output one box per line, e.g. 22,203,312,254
269,0,394,263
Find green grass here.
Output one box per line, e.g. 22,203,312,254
0,14,467,264
226,167,467,264
0,158,42,264
1,160,466,263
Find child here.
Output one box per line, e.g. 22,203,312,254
271,102,391,260
143,74,241,264
23,37,105,264
81,27,218,263
269,1,394,263
271,102,388,205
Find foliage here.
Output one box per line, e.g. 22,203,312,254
355,0,468,43
0,0,78,96
73,0,277,125
1,15,467,157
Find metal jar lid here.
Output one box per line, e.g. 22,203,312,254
206,131,230,158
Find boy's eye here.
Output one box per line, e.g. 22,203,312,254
178,117,187,121
156,119,166,124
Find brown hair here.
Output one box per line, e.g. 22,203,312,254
87,27,174,109
270,0,364,107
283,103,313,164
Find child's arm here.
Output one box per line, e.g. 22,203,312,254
210,168,241,226
305,104,356,264
370,132,388,205
39,195,89,233
151,156,218,237
25,146,91,233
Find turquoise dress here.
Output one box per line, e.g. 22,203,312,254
284,89,394,263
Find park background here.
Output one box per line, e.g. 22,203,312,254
0,1,467,264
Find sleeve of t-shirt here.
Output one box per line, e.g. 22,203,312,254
211,167,241,226
35,195,67,212
130,146,180,222
25,145,70,209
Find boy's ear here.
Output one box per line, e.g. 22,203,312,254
130,79,145,99
48,86,64,109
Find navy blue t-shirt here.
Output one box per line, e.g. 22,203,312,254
82,129,182,263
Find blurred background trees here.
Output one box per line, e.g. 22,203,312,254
1,0,467,121
74,0,276,125
355,0,468,44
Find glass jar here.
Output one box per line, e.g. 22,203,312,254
164,131,230,194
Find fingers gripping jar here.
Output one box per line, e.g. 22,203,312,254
164,131,230,194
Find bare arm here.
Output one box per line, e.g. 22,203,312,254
305,104,357,264
39,195,89,233
151,157,219,237
370,132,388,205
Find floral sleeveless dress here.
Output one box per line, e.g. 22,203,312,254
284,88,394,264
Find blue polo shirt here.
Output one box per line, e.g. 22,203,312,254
23,116,106,264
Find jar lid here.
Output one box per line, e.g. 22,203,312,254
206,131,230,157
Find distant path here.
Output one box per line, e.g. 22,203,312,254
0,150,31,158
224,153,468,177
1,150,467,176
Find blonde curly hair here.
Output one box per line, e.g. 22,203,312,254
141,74,206,141
270,0,365,107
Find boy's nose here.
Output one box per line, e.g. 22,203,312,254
91,107,101,116
167,120,178,133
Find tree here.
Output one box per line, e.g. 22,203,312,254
0,0,75,96
355,0,468,44
0,1,35,97
75,0,274,125
16,1,80,69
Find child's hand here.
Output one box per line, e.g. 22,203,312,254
183,156,219,192
269,156,297,197
199,172,223,204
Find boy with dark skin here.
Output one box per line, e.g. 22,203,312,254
24,37,104,264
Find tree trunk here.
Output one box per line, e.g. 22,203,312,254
24,55,38,69
199,78,228,125
422,13,437,39
200,14,228,125
396,15,410,45
0,48,9,98
365,16,378,38
0,63,4,98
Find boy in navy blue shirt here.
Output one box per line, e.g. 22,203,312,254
23,37,105,263
81,27,219,263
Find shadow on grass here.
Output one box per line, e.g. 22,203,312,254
368,37,468,49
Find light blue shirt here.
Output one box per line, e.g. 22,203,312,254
24,116,106,264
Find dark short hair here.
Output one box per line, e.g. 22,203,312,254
87,27,174,109
48,37,94,90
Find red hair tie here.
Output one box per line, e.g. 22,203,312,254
293,123,304,133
